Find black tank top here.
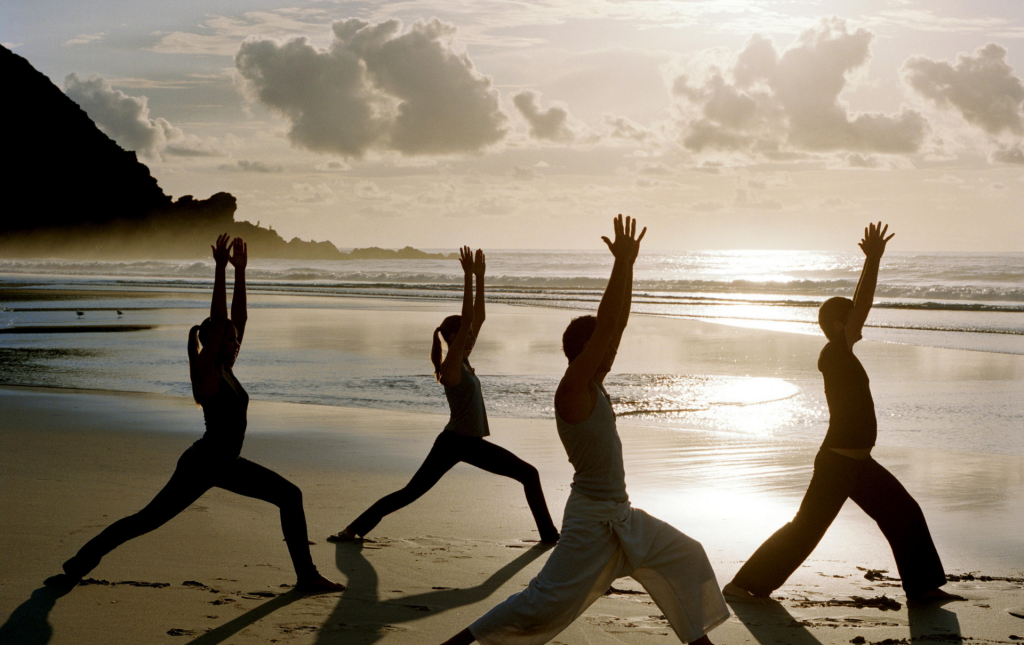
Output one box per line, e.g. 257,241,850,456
195,370,249,458
818,341,877,449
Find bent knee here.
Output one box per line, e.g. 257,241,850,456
276,481,303,508
517,464,540,484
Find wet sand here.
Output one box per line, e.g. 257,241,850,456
1,386,1022,644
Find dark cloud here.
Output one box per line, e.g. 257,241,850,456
604,114,651,142
672,18,927,157
64,73,220,159
236,18,508,157
904,44,1024,136
992,144,1024,164
218,159,283,172
512,90,574,142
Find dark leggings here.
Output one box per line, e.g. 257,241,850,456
63,446,317,581
349,431,558,540
732,448,946,596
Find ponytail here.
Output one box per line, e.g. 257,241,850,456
431,315,464,382
188,325,202,404
431,327,444,382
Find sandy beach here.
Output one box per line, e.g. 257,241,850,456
1,293,1023,644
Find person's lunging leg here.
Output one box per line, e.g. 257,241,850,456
459,438,560,542
218,457,343,591
850,458,955,600
730,450,861,597
50,449,212,585
340,433,463,539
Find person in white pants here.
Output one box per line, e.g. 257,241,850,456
441,215,729,645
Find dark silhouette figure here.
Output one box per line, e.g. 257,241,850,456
441,217,728,645
44,235,344,593
0,586,71,645
724,223,962,604
329,247,558,544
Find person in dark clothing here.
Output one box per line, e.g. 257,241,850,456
45,234,344,593
328,247,559,544
723,222,962,604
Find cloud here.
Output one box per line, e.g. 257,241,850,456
293,182,335,203
923,174,966,184
992,144,1024,165
904,44,1024,137
64,73,221,159
604,114,651,142
64,33,104,47
219,160,283,172
236,18,508,158
511,90,574,142
316,160,351,171
512,165,540,180
355,180,387,199
152,10,329,56
734,188,783,209
671,18,928,159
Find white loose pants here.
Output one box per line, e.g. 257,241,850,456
470,491,729,644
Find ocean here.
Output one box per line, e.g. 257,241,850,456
1,250,1021,455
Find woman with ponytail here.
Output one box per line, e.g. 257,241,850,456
45,234,344,593
329,246,559,544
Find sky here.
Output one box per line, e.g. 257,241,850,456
3,0,1024,251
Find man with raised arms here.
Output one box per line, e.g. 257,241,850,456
724,222,963,604
441,215,729,645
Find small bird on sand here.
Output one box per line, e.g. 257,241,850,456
116,309,123,316
76,310,84,317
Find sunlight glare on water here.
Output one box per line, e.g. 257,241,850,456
610,374,815,438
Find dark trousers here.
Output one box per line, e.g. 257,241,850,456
64,446,317,580
732,448,946,596
349,431,559,540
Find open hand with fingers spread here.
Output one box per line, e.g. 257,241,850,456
859,221,894,259
474,249,486,278
601,214,647,263
458,246,474,275
211,233,232,267
229,237,247,270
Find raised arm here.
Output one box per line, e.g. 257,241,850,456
604,254,636,368
191,235,232,398
471,249,486,338
438,246,476,386
556,215,645,422
229,237,248,344
845,221,894,348
210,233,230,321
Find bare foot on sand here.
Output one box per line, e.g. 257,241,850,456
326,526,358,543
295,574,346,593
723,581,770,602
908,588,966,604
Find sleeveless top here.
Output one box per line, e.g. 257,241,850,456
818,341,877,449
556,383,628,503
194,369,249,458
442,365,490,437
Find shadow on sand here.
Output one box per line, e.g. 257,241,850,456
728,596,964,644
186,540,549,645
0,586,72,645
727,598,824,645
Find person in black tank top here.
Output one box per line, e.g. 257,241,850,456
328,247,559,544
725,223,961,604
45,235,344,593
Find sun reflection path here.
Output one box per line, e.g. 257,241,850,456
608,374,822,438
